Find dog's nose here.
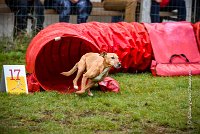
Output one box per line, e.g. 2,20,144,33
118,63,121,68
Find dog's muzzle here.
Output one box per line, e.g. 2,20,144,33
114,62,121,68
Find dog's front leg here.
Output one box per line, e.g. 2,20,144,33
84,79,95,96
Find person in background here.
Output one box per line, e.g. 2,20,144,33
111,16,123,23
192,0,200,22
150,0,186,23
45,0,92,24
102,0,138,23
5,0,44,36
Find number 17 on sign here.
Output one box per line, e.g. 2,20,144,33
0,65,28,94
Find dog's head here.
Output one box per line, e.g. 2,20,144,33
100,52,121,68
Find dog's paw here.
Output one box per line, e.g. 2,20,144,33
74,85,78,90
75,90,85,94
88,92,93,97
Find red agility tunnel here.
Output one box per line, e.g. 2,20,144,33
26,22,152,93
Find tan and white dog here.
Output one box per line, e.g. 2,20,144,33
61,52,121,96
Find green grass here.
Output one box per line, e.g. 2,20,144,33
0,38,200,134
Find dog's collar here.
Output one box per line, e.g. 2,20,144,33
92,67,110,82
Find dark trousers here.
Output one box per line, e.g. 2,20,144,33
192,0,200,22
53,0,92,23
34,0,45,30
6,0,44,34
151,0,186,23
111,16,124,22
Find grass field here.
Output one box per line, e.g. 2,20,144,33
0,38,200,134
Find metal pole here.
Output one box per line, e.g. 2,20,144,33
193,0,197,22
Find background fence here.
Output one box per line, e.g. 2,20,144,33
0,0,199,38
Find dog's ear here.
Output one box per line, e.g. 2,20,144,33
99,51,107,57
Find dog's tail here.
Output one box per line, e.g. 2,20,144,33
61,63,78,76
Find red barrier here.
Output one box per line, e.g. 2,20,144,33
144,22,200,76
26,22,152,93
193,22,200,52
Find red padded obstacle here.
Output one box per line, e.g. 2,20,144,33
144,22,200,76
193,22,200,52
26,22,152,93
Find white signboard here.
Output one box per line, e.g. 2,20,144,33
0,65,28,94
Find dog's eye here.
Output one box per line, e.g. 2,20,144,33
111,56,115,59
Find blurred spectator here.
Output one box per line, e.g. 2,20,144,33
45,0,92,23
111,16,124,23
5,0,44,36
192,0,200,22
102,0,138,23
150,0,186,23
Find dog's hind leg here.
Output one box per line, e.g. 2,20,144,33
73,59,86,90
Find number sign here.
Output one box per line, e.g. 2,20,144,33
0,65,28,94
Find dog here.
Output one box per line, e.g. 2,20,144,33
61,52,121,96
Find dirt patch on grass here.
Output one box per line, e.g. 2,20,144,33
143,121,195,134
